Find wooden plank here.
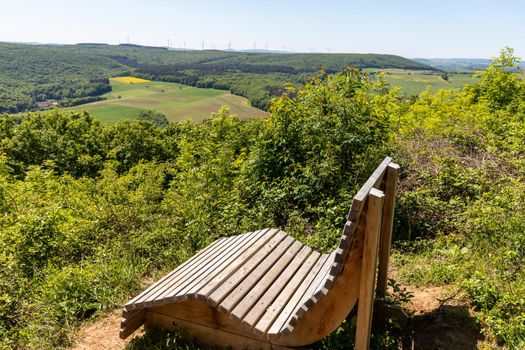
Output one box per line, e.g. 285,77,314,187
127,233,240,309
207,231,287,307
253,250,319,336
347,157,391,222
145,230,262,307
339,221,357,252
149,299,252,335
230,241,305,324
218,236,296,314
244,246,312,331
307,252,337,301
266,253,329,337
286,251,336,327
272,211,365,346
119,308,145,339
172,228,277,301
121,307,141,319
124,236,228,309
132,233,244,308
145,310,277,350
329,220,358,278
376,163,399,300
355,188,384,350
194,229,280,300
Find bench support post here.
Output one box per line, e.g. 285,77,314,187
376,163,400,300
355,188,384,350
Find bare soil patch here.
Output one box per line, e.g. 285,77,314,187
69,309,140,350
400,285,489,350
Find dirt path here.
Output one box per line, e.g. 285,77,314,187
69,309,137,350
401,285,490,350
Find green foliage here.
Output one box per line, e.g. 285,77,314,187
0,69,395,349
472,47,523,111
0,43,122,113
1,48,525,349
0,111,182,176
393,49,525,347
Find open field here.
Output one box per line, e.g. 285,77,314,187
68,78,267,123
111,76,151,84
1,42,434,113
364,68,479,95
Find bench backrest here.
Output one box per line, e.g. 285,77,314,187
276,157,400,346
333,157,394,272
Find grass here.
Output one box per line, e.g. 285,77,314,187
67,77,267,123
364,69,478,95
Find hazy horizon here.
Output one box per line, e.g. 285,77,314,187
0,0,523,59
1,40,519,60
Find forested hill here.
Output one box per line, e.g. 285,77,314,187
0,42,433,113
0,43,126,113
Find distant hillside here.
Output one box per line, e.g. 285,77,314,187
413,58,492,72
0,42,432,113
0,43,126,113
414,57,525,73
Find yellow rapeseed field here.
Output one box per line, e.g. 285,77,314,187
111,76,151,83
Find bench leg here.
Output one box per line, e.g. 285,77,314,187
354,189,384,350
376,163,400,302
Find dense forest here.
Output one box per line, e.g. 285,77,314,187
0,44,126,113
0,42,433,113
0,48,523,349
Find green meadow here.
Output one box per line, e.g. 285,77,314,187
364,68,479,95
68,78,267,123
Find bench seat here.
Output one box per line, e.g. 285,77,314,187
122,228,337,340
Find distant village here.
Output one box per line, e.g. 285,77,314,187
36,100,59,109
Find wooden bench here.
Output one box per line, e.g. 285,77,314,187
121,157,399,349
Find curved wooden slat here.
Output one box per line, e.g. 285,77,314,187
191,229,280,300
173,229,276,301
140,233,249,308
218,236,296,314
347,156,391,222
253,249,320,336
266,253,329,338
230,240,304,323
244,246,312,331
124,236,228,310
207,231,287,307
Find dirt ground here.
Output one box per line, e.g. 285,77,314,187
69,285,489,350
400,285,488,350
69,309,137,350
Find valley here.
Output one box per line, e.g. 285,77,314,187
67,77,266,123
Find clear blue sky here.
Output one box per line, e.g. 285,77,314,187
1,0,523,58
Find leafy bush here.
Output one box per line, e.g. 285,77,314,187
393,48,525,347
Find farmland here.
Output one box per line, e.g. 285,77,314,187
2,42,501,114
0,42,435,113
67,77,266,122
364,68,478,95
